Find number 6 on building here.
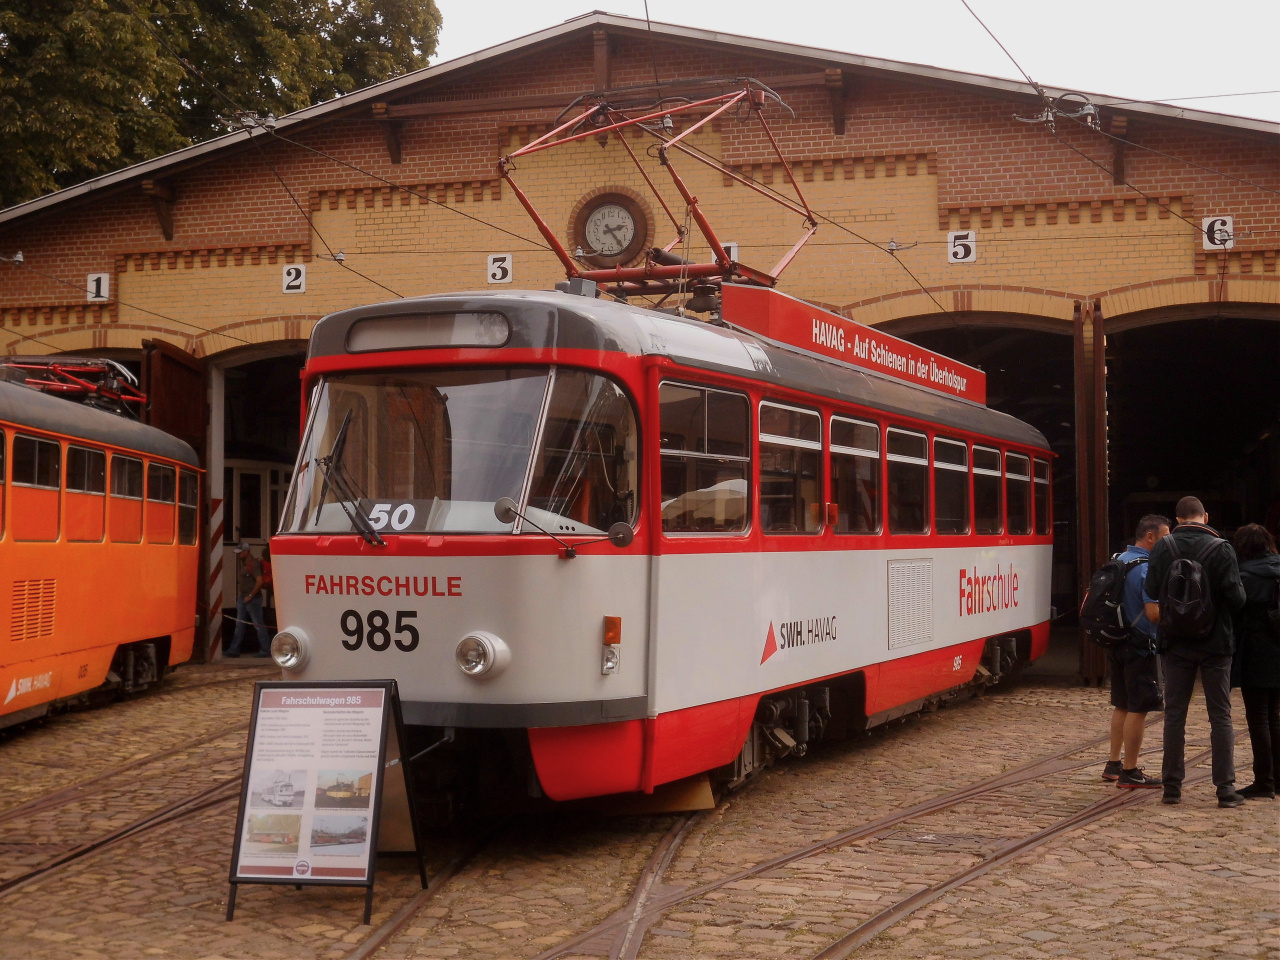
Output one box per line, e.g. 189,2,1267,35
487,254,513,284
948,231,977,263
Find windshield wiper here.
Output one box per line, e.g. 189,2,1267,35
312,410,385,547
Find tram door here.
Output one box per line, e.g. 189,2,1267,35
221,459,292,622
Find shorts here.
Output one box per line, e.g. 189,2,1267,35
1109,644,1164,713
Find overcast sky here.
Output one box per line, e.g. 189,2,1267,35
432,0,1280,125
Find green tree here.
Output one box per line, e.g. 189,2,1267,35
0,0,442,207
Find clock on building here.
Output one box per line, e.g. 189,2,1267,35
572,192,649,267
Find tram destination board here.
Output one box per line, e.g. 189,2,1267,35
226,680,426,923
722,284,987,404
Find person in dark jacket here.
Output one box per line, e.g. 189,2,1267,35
1144,496,1247,807
1231,523,1280,799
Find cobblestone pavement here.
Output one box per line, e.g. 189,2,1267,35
0,666,1275,960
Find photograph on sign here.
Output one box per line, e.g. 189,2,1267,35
86,273,110,301
249,768,307,809
947,231,977,263
1201,216,1234,251
310,815,370,857
231,685,386,883
487,253,513,283
315,769,373,808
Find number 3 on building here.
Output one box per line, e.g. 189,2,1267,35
948,231,977,263
487,254,513,284
282,264,306,293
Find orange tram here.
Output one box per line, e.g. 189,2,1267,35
0,377,202,729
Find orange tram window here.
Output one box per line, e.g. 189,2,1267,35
11,433,61,542
110,454,144,543
66,445,106,542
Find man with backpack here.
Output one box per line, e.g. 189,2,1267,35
1100,515,1170,787
1144,496,1247,807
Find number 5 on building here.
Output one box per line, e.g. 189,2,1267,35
487,254,513,283
948,231,977,263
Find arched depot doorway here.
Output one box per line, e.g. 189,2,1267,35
208,344,307,656
1106,313,1280,548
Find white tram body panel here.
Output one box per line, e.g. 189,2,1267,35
650,544,1050,714
271,290,1055,801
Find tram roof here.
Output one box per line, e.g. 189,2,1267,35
310,290,1049,450
0,378,200,467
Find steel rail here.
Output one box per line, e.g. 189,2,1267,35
0,719,249,825
0,776,242,898
344,822,511,960
532,721,1155,960
810,741,1230,959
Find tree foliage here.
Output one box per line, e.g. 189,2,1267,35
0,0,442,207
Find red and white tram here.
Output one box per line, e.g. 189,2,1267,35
269,285,1053,804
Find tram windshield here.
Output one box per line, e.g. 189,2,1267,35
281,367,639,536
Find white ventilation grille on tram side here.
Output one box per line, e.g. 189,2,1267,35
887,560,932,649
11,579,56,642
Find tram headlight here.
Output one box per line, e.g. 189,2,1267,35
271,628,309,671
455,631,510,678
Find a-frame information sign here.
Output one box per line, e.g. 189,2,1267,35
226,679,426,923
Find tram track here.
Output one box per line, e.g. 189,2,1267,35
533,721,1181,960
0,719,249,826
0,775,242,898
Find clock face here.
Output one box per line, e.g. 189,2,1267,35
583,203,636,257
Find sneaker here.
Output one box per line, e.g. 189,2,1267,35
1162,786,1181,805
1217,791,1246,808
1117,768,1161,788
1238,783,1277,800
1102,760,1123,781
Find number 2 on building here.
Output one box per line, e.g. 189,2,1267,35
282,264,306,293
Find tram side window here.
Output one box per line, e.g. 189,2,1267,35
830,417,880,534
179,471,199,544
933,438,969,534
66,446,106,542
110,455,144,543
11,434,61,542
759,402,821,533
973,445,1002,535
887,428,928,534
147,462,177,543
0,429,5,539
659,383,750,533
1033,458,1051,536
1006,452,1032,536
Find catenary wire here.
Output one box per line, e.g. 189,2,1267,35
1063,115,1280,197
267,131,555,252
112,0,406,298
957,0,1244,243
0,258,258,347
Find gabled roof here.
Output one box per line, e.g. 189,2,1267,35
1,11,1275,230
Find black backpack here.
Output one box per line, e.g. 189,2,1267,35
1158,536,1226,641
1267,576,1280,639
1080,554,1147,647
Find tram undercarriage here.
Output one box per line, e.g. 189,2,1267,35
399,631,1032,824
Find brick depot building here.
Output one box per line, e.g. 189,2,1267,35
1,13,1277,671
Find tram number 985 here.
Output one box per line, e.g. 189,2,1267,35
340,609,419,652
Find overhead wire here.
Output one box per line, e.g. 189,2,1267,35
0,257,258,347
956,0,1256,243
111,0,406,298
1063,118,1280,197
